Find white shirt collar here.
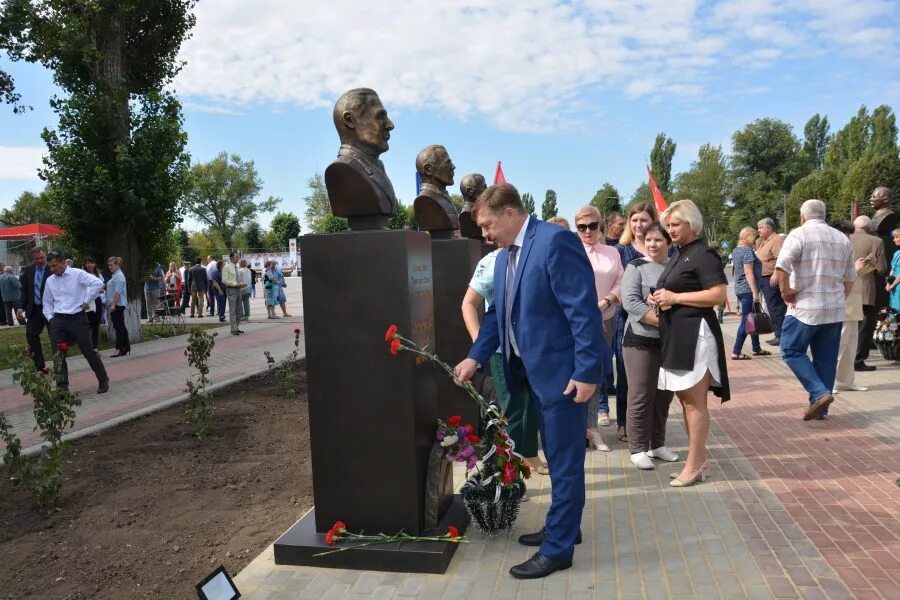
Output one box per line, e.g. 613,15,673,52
512,215,530,249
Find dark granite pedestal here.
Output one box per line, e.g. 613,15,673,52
430,238,483,428
282,229,468,573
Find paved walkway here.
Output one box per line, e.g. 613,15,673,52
0,288,305,453
233,315,900,600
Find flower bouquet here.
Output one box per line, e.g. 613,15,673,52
386,325,530,535
873,308,900,361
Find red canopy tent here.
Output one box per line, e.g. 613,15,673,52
0,223,63,243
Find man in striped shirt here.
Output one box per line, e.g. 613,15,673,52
775,199,856,421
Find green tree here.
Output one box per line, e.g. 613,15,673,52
541,189,558,220
303,172,333,233
590,183,621,215
175,227,191,261
650,133,677,194
449,194,464,213
183,152,279,248
869,105,898,157
405,203,418,230
322,214,349,233
0,189,62,225
521,192,536,217
187,230,225,261
825,106,874,173
673,144,729,243
2,0,197,342
787,170,841,228
628,183,653,210
243,221,263,250
390,199,410,230
268,211,301,249
840,153,900,217
802,114,830,170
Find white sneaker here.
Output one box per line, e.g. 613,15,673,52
835,384,868,392
648,446,680,462
631,452,654,470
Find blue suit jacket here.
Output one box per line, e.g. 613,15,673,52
468,218,609,403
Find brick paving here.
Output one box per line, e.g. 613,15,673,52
232,315,900,600
0,290,304,453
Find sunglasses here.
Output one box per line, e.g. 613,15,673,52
576,222,601,232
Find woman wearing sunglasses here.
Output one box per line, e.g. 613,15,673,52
574,205,622,452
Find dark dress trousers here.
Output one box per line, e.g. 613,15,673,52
19,264,50,369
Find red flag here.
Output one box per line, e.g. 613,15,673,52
493,161,506,185
646,165,668,213
852,196,860,220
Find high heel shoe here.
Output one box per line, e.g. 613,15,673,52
670,460,711,481
111,349,130,358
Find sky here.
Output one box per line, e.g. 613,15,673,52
1,0,899,232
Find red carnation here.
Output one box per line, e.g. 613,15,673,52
447,526,460,539
385,324,398,342
41,367,50,375
57,343,69,352
501,461,516,485
495,443,509,458
325,530,336,545
448,415,462,427
467,433,480,444
333,521,347,533
390,338,402,356
293,328,300,334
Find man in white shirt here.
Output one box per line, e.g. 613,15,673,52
221,252,246,335
774,199,855,421
42,251,109,393
206,256,218,316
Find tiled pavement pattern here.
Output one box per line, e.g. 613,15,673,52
234,317,900,599
0,290,304,453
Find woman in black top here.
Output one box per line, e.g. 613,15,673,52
649,200,729,488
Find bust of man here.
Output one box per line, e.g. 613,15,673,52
870,186,897,235
458,173,486,240
324,88,398,230
412,144,459,238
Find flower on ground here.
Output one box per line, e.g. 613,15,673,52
41,367,49,375
448,415,462,427
325,530,336,545
57,343,69,352
447,526,460,539
385,324,398,341
390,338,402,356
294,328,301,334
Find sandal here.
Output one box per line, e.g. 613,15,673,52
752,349,772,356
731,354,751,360
617,426,627,443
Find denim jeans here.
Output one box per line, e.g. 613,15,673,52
780,316,842,414
733,292,761,355
759,275,786,338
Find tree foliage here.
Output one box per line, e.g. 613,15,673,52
802,114,830,170
183,152,279,249
242,221,263,250
267,211,301,249
541,189,558,220
628,183,652,211
590,183,621,216
650,133,677,193
0,188,62,225
389,199,410,230
303,172,334,234
521,192,536,217
673,144,729,243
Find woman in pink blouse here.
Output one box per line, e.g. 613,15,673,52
575,205,623,451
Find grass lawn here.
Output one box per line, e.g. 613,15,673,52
0,322,223,370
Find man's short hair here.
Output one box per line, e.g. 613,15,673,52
473,183,525,217
46,250,65,263
606,211,624,224
853,215,871,232
229,251,239,259
31,246,46,256
757,217,776,230
800,199,826,220
3,266,12,273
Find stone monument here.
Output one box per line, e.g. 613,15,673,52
458,173,486,241
275,91,467,574
413,147,483,429
412,145,460,238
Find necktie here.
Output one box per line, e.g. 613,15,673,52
35,267,43,305
505,245,519,356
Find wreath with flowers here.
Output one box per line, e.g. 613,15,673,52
385,324,530,535
873,308,900,361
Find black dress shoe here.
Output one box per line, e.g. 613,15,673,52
97,379,109,394
518,527,582,547
766,338,780,346
509,552,572,579
854,362,876,372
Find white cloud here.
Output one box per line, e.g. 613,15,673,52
174,0,899,131
0,146,44,181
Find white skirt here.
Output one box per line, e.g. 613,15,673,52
658,319,721,392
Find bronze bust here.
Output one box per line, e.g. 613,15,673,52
412,145,459,238
324,88,398,230
870,186,897,236
458,173,486,240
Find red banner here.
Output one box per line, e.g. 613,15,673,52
646,165,668,213
493,161,506,185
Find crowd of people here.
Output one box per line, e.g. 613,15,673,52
453,182,895,580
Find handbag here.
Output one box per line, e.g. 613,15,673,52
751,301,774,335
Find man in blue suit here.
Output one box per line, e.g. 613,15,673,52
455,183,609,579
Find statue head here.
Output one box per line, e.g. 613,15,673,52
415,144,455,187
333,88,394,156
460,173,487,205
870,186,893,211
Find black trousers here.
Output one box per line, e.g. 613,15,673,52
25,306,50,369
855,305,877,364
50,312,108,387
3,300,22,326
86,310,100,349
110,305,130,351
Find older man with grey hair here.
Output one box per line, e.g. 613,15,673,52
756,217,786,344
850,215,887,372
774,200,856,421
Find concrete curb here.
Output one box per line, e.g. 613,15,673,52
19,365,273,458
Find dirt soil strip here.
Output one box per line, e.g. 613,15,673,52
0,365,312,600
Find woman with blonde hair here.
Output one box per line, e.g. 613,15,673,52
546,216,571,229
730,227,769,359
650,199,730,487
574,205,622,451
